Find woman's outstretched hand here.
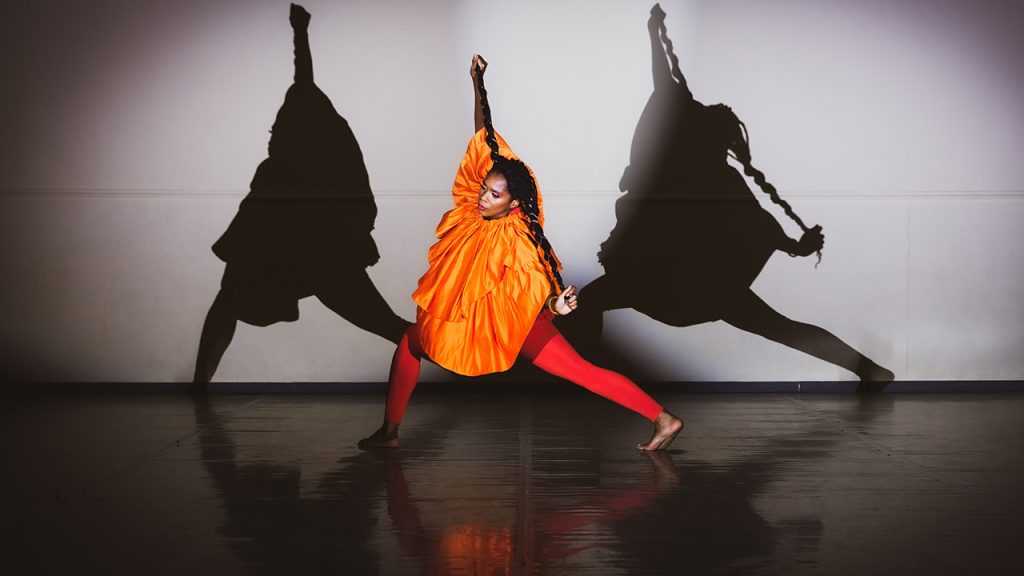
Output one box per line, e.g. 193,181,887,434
794,225,825,257
470,54,488,82
554,285,579,316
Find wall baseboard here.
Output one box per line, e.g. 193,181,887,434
5,381,1024,394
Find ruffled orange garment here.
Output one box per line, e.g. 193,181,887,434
412,129,561,376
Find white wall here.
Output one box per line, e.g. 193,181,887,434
2,0,1022,382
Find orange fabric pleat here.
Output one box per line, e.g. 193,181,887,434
412,129,560,376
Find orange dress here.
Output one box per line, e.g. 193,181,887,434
411,129,561,376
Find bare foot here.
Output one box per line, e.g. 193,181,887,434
638,410,684,451
357,423,400,450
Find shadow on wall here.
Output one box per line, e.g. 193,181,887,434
191,4,410,390
559,4,893,391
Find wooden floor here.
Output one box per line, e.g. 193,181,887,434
3,392,1024,575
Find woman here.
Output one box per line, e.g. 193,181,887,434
359,55,683,451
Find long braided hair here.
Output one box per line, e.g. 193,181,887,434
656,8,823,265
655,5,691,99
475,62,565,292
721,107,823,266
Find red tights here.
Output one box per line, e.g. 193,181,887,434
384,312,664,424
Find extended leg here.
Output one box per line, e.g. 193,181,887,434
721,289,893,387
191,290,238,393
522,315,683,450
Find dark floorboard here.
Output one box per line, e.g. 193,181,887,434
2,392,1023,575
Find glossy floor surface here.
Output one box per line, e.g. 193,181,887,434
3,392,1024,575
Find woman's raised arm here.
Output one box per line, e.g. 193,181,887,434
470,54,488,133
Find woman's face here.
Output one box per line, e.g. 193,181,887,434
478,172,519,219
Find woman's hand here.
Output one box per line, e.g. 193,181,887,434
792,225,825,257
553,285,578,316
470,54,488,82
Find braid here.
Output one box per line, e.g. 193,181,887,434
493,158,566,293
658,20,685,86
475,61,565,293
521,188,565,294
729,116,823,265
474,62,501,162
740,157,809,231
655,8,692,98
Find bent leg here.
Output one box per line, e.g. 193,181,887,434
721,289,892,382
317,269,412,345
359,324,423,449
384,324,424,424
192,290,238,391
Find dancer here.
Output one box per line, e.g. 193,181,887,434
570,5,893,392
191,4,409,391
359,55,683,451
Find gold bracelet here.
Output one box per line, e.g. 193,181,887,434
546,295,559,315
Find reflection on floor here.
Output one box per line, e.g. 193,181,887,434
3,392,1024,575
